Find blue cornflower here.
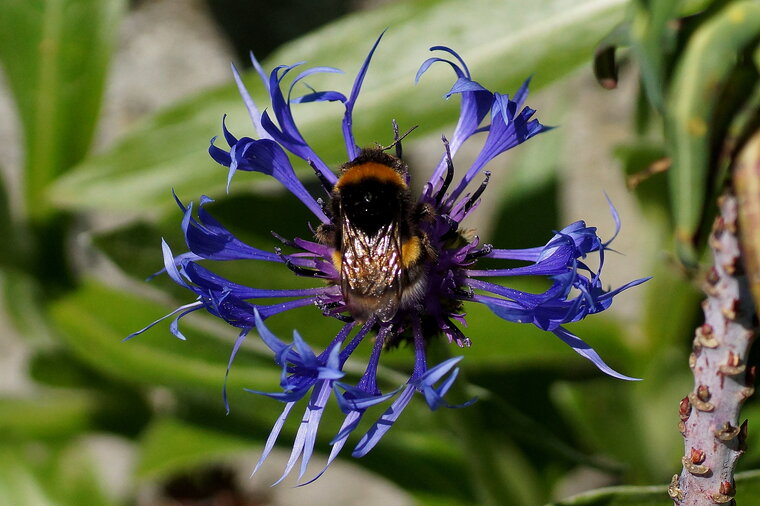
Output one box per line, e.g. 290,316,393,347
129,33,648,483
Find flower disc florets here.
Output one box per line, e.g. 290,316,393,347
129,33,648,484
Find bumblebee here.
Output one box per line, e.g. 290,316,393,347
317,148,435,323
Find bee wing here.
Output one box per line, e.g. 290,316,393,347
341,218,402,296
341,217,402,321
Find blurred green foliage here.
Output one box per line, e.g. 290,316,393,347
1,0,759,504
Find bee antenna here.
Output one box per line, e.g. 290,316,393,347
377,121,418,158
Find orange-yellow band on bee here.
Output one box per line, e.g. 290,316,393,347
332,250,342,271
401,236,421,268
336,162,406,188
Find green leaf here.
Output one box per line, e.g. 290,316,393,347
665,0,760,262
0,269,55,344
628,0,681,110
725,470,760,504
549,469,760,505
136,417,254,480
0,442,116,506
335,427,475,503
549,482,671,505
0,168,15,265
593,22,630,90
0,392,96,440
614,142,669,219
137,418,478,504
53,442,115,506
740,404,760,468
0,0,125,219
0,447,58,506
639,258,701,352
48,280,282,398
45,280,416,436
679,0,723,16
551,351,692,484
50,0,627,217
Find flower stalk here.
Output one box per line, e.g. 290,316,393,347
670,191,756,504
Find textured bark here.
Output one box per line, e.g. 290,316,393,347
669,193,757,505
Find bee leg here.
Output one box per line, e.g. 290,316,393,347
419,232,437,262
413,202,436,224
315,223,337,246
317,300,354,322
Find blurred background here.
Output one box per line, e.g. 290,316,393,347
0,0,758,504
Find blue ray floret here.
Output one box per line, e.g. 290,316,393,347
129,33,648,483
